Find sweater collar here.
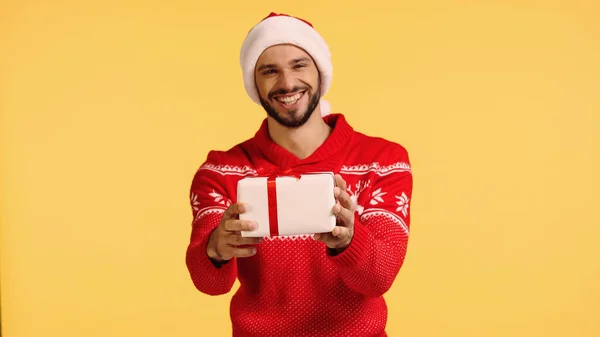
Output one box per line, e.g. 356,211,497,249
252,113,354,170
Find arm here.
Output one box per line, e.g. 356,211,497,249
185,151,238,296
329,146,413,297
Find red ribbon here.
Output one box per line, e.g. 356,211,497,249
256,167,301,236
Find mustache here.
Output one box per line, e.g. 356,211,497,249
269,86,308,99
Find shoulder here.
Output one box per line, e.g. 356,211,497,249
347,130,411,170
202,138,254,165
196,138,256,176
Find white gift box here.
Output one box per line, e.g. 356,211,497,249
237,172,337,237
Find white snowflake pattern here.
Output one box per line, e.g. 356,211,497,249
369,188,387,206
190,193,200,212
346,180,370,215
209,190,231,206
395,192,409,217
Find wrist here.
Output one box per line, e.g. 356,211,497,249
206,228,224,262
327,246,345,256
206,245,221,262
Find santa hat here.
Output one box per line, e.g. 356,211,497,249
240,12,332,117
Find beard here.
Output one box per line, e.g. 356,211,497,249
259,84,321,129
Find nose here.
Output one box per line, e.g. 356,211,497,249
277,70,296,91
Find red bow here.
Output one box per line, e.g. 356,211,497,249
255,167,301,236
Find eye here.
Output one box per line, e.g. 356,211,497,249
262,69,277,75
294,63,307,69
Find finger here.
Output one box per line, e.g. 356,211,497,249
314,229,351,248
223,219,257,232
227,234,264,246
334,186,355,211
334,174,347,191
222,202,246,220
331,226,352,240
313,232,335,244
332,202,355,227
231,246,258,258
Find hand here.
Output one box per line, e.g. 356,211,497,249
206,202,263,262
314,174,356,252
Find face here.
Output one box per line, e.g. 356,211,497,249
254,44,321,128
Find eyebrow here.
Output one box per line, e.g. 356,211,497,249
257,57,312,72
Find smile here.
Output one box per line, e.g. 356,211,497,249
274,91,305,106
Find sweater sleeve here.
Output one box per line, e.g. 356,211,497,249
185,151,238,296
328,145,413,297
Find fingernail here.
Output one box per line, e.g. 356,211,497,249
249,222,257,230
238,204,245,212
252,248,257,254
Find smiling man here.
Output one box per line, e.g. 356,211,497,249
185,12,413,337
256,51,321,128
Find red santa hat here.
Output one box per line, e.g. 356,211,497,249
240,12,332,117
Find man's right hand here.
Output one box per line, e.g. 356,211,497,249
206,202,263,263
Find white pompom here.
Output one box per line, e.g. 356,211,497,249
319,99,331,117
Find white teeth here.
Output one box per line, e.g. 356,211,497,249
276,92,303,105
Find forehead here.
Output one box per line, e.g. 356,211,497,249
256,44,313,66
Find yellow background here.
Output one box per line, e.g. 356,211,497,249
1,0,599,336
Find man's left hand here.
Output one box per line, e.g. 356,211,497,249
314,174,356,252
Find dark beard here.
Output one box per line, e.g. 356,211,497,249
259,86,321,128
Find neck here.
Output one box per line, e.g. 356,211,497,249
267,111,332,160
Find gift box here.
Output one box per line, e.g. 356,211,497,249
237,172,337,237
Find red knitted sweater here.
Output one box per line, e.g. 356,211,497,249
186,114,413,337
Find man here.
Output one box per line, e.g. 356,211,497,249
186,12,413,337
